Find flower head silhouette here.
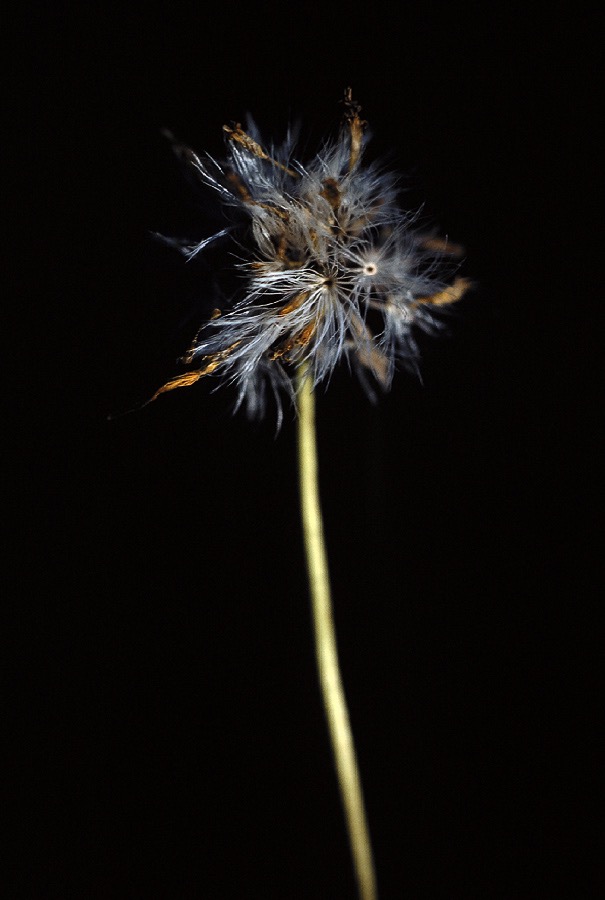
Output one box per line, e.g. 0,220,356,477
151,90,470,424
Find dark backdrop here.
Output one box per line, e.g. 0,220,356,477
7,2,600,897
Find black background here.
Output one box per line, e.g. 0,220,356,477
7,2,601,897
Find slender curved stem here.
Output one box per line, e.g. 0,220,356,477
296,363,377,900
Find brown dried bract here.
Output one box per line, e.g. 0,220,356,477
148,341,242,404
278,291,311,317
416,276,473,307
271,320,317,361
419,237,466,257
223,124,298,178
341,87,366,171
147,371,205,403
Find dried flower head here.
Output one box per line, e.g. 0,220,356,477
151,89,471,424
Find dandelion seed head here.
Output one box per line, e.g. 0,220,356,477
153,90,471,422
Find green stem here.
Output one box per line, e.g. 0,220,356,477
296,363,378,900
